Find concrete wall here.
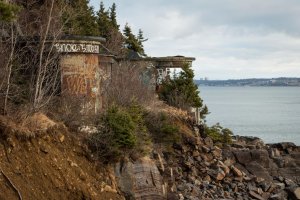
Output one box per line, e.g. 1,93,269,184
55,36,113,113
60,54,99,97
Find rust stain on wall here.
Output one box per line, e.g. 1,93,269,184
60,54,99,98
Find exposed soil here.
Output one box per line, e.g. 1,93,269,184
0,114,124,200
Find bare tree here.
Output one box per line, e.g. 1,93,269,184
3,23,16,114
32,0,59,110
0,0,19,115
104,28,126,57
103,60,157,107
0,0,67,115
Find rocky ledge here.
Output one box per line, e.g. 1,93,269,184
115,133,300,200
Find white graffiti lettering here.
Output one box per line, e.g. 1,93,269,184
54,43,100,53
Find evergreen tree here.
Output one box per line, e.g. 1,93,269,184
0,1,20,22
96,2,125,56
159,63,208,118
137,29,146,42
63,0,98,36
123,23,145,55
96,1,111,38
137,29,147,56
109,3,119,30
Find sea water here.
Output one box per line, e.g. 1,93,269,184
199,86,300,145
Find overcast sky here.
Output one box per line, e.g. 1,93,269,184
90,0,300,79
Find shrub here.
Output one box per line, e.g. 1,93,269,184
127,103,152,154
160,123,180,144
0,1,20,22
87,103,151,163
204,123,233,144
145,112,181,146
105,105,137,148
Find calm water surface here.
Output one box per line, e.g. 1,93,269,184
199,86,300,145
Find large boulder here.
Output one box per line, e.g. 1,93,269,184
233,150,252,165
232,149,279,180
290,153,300,166
233,149,271,167
269,142,298,154
245,161,273,181
278,167,300,182
114,157,165,200
250,149,270,168
287,187,300,200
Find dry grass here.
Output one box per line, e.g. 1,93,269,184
144,100,192,122
0,112,60,140
144,99,197,150
0,115,31,139
21,112,56,132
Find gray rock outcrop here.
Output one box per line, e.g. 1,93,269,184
114,157,165,200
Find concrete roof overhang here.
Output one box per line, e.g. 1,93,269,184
144,56,196,68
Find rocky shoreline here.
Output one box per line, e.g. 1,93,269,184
115,130,300,200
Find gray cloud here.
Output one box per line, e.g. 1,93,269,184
90,0,300,79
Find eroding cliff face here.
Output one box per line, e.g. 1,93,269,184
0,114,125,200
114,157,165,200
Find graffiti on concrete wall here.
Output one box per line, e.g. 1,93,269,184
54,43,100,53
156,68,171,84
62,75,87,95
60,54,99,98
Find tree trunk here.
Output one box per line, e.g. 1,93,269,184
33,0,55,111
3,23,16,115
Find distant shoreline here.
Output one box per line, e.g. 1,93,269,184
195,77,300,87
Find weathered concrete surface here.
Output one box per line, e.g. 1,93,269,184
60,53,101,112
60,54,99,96
114,157,165,200
55,36,115,113
145,56,195,68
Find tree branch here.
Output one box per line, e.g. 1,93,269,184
0,167,22,200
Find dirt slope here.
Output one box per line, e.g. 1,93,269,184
0,114,124,200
